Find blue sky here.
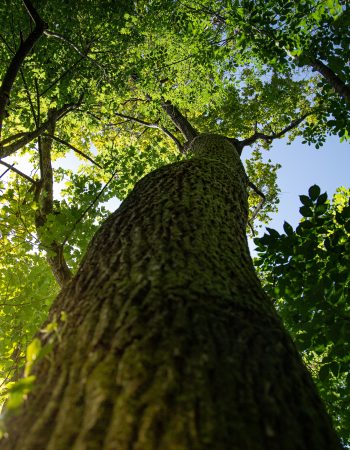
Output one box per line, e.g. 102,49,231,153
244,134,350,235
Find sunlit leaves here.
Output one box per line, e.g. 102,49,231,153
245,148,281,229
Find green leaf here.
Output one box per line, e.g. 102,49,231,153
308,185,321,200
266,227,280,238
316,192,328,205
283,221,294,236
299,195,313,206
299,206,313,217
24,338,42,377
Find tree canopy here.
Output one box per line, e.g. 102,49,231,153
0,0,349,444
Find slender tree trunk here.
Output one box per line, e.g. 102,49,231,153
1,134,342,450
34,111,72,288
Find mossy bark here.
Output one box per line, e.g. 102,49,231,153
1,135,342,450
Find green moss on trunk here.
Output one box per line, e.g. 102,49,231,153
1,135,342,450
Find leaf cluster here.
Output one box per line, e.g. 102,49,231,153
254,186,350,443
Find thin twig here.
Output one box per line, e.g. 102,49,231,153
0,165,13,179
44,31,111,81
0,159,35,184
40,55,86,97
46,134,103,169
43,30,87,58
62,168,119,246
115,111,184,152
248,181,266,229
0,33,15,54
20,69,38,126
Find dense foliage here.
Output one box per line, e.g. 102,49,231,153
255,186,350,443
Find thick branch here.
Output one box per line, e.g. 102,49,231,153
0,95,84,159
34,110,72,287
161,100,199,143
115,112,184,153
47,134,104,169
0,159,35,184
46,242,72,288
0,0,47,135
309,58,350,104
238,114,309,148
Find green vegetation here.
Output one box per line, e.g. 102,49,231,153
0,0,349,447
255,186,350,443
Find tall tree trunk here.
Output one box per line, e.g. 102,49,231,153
1,134,342,450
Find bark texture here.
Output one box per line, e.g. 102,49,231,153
1,134,342,450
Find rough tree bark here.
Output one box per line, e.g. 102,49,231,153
1,134,342,450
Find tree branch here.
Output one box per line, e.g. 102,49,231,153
20,69,38,126
248,181,266,233
43,30,87,58
62,167,119,247
34,109,72,287
0,159,35,184
114,112,184,153
0,0,47,136
161,100,199,143
309,58,350,104
0,94,84,159
40,55,86,97
46,134,104,169
44,31,112,82
238,114,309,148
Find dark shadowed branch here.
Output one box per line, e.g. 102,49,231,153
0,159,35,184
0,94,84,159
248,181,266,234
115,112,184,153
237,113,309,149
0,0,47,136
308,58,350,104
161,100,199,143
47,134,104,169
